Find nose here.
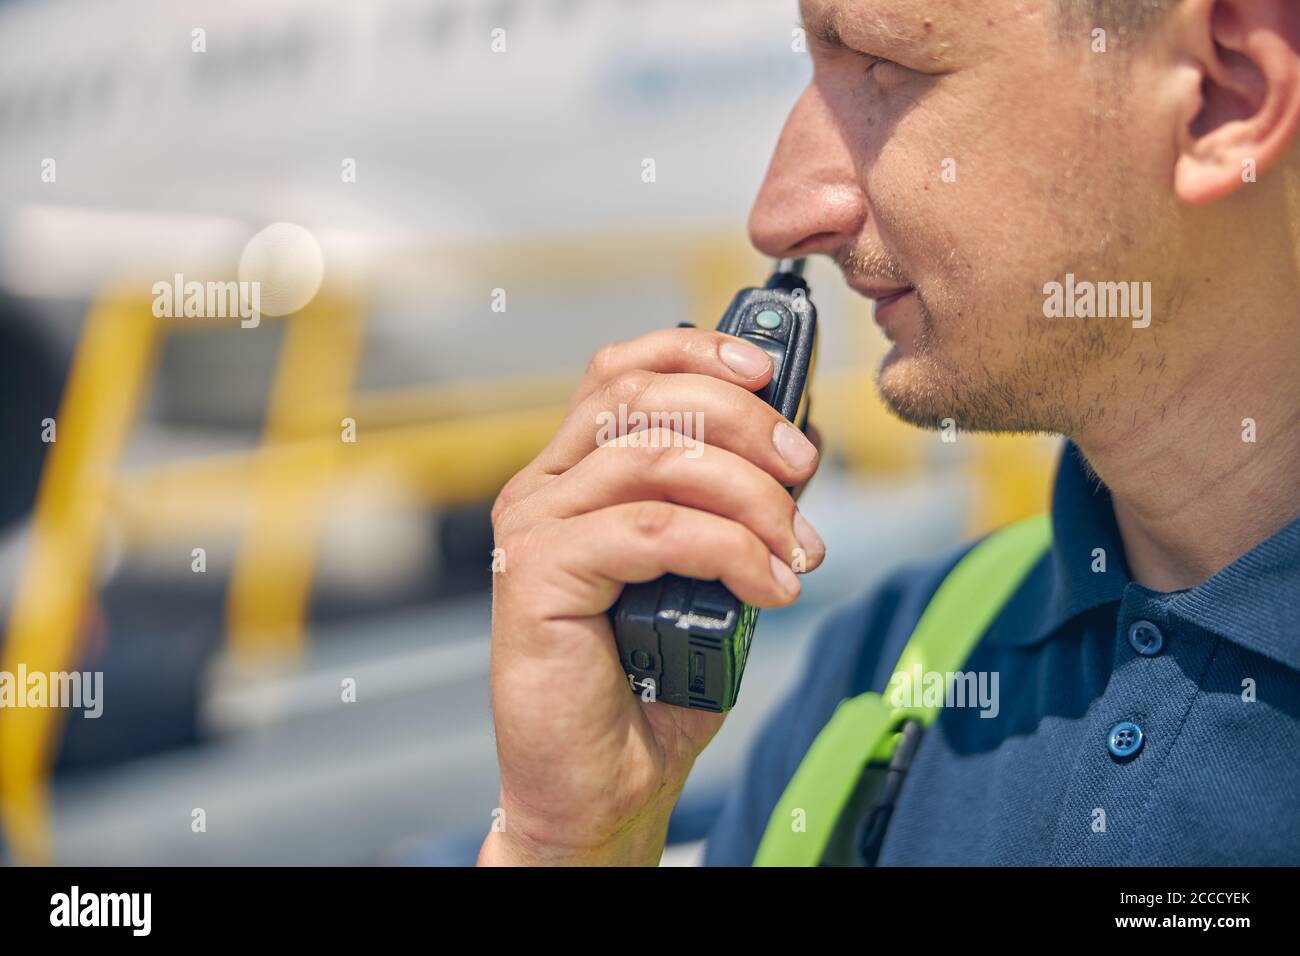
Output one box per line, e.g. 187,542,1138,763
748,83,868,262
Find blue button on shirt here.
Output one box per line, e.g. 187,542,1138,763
704,441,1300,865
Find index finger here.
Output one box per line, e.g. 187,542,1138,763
570,328,775,412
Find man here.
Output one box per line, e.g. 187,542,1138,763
479,0,1300,866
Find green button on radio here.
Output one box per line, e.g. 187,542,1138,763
754,309,783,330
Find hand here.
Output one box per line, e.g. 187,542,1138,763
480,328,825,866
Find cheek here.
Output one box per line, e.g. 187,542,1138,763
858,61,1149,339
861,139,999,331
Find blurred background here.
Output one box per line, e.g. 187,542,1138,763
0,0,1059,865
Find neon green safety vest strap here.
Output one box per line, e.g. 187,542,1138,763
753,512,1052,867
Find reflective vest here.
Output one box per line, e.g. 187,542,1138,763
753,513,1052,866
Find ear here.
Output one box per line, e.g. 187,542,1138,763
1173,0,1300,206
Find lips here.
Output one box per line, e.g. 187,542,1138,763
872,287,913,334
846,280,915,335
847,279,913,301
871,288,912,308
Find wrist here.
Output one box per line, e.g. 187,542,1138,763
477,804,674,867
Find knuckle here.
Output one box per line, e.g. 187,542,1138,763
732,521,765,560
646,325,689,354
601,368,656,409
584,342,620,384
491,474,525,532
730,489,785,554
636,429,684,472
490,491,512,533
631,499,677,539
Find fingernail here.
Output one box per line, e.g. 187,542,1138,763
719,340,772,379
792,510,825,567
770,553,801,596
773,421,818,470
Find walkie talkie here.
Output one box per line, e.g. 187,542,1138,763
610,257,818,712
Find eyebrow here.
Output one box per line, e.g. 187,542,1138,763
799,2,850,51
799,1,922,54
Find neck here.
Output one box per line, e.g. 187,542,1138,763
1073,294,1300,592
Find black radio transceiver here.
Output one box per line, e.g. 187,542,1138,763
609,257,818,712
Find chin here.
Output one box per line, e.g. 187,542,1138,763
875,350,953,430
875,349,1035,434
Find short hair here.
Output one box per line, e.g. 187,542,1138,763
1056,0,1179,33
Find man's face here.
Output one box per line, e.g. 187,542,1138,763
750,0,1185,435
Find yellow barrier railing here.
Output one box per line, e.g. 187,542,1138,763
225,289,365,660
0,287,159,864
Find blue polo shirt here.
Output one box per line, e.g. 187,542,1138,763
704,441,1300,865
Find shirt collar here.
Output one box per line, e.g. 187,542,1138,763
987,440,1300,672
1046,439,1131,622
984,440,1128,649
1167,516,1300,671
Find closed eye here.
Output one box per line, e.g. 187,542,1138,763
861,54,894,77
